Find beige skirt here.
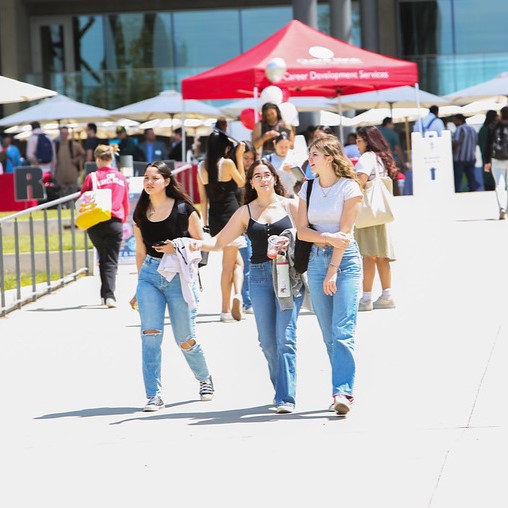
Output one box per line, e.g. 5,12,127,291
354,223,396,261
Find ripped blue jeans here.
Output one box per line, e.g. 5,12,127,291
136,255,210,398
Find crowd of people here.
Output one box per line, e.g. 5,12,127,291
0,121,188,200
107,112,406,417
4,104,507,416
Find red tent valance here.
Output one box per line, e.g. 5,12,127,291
182,20,418,100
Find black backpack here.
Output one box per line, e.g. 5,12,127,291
36,134,53,163
492,123,508,161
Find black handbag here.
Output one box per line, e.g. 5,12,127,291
294,179,314,274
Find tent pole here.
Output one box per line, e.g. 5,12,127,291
336,94,344,141
254,86,259,126
181,100,186,162
415,82,424,135
404,116,410,162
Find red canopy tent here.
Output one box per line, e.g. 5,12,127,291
181,20,418,100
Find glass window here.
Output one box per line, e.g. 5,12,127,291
399,0,453,56
240,7,292,51
173,10,240,67
40,25,65,73
74,16,105,80
453,0,508,54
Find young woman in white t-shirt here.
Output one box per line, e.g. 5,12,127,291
354,126,398,311
297,135,363,416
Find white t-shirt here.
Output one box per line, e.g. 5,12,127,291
298,176,362,233
355,151,387,181
268,152,298,196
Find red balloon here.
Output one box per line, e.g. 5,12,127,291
239,108,259,130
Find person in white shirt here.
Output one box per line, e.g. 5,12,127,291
413,105,446,136
354,126,398,311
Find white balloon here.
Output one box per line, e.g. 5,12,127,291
260,85,283,105
279,102,299,126
265,57,287,83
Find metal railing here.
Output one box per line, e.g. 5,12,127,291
0,192,92,317
0,163,197,317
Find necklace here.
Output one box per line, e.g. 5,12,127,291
319,181,336,198
148,202,168,218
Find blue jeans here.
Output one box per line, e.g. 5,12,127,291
454,160,479,192
240,237,252,309
307,243,362,398
249,261,303,407
136,256,210,398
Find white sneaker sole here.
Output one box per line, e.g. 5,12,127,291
276,406,294,414
200,394,213,401
143,404,163,412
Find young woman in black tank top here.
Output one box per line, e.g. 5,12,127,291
192,160,304,414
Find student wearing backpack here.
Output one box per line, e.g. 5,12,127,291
485,106,508,220
26,121,56,174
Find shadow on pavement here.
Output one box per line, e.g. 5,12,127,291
34,400,196,419
110,404,346,426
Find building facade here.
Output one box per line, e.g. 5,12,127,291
0,0,507,111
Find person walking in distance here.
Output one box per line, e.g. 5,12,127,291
297,135,363,416
130,160,214,411
79,145,129,307
452,114,479,193
484,106,508,220
354,126,398,311
197,131,246,322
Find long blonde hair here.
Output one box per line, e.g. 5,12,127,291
309,135,360,185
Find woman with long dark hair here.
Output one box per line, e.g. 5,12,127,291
252,102,294,156
197,131,246,322
355,126,398,311
193,160,303,413
130,160,214,412
478,109,498,192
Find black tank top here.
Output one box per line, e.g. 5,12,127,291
246,205,292,264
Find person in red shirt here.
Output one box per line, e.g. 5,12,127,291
80,144,129,307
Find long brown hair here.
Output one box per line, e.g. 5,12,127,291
308,135,361,185
243,160,286,204
133,160,198,227
356,126,398,178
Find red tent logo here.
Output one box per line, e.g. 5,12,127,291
297,46,363,66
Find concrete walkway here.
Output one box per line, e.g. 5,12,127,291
1,191,507,508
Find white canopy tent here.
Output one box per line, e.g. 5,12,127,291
0,75,57,104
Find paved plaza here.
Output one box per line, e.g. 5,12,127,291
1,191,507,508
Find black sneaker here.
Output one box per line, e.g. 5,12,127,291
199,377,214,401
143,395,164,412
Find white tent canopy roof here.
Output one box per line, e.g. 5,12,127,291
111,90,223,121
328,85,450,110
0,94,112,126
446,72,508,104
0,75,57,104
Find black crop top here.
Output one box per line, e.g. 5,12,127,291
141,200,195,258
246,205,293,264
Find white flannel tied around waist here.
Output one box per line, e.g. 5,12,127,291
157,237,202,309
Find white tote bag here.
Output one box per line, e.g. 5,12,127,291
75,172,112,230
355,159,394,229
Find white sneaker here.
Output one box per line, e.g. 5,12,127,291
220,312,235,323
500,209,507,220
105,298,117,308
358,299,373,312
231,295,243,321
244,306,255,315
144,395,164,412
276,404,294,414
373,297,396,309
333,395,352,416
